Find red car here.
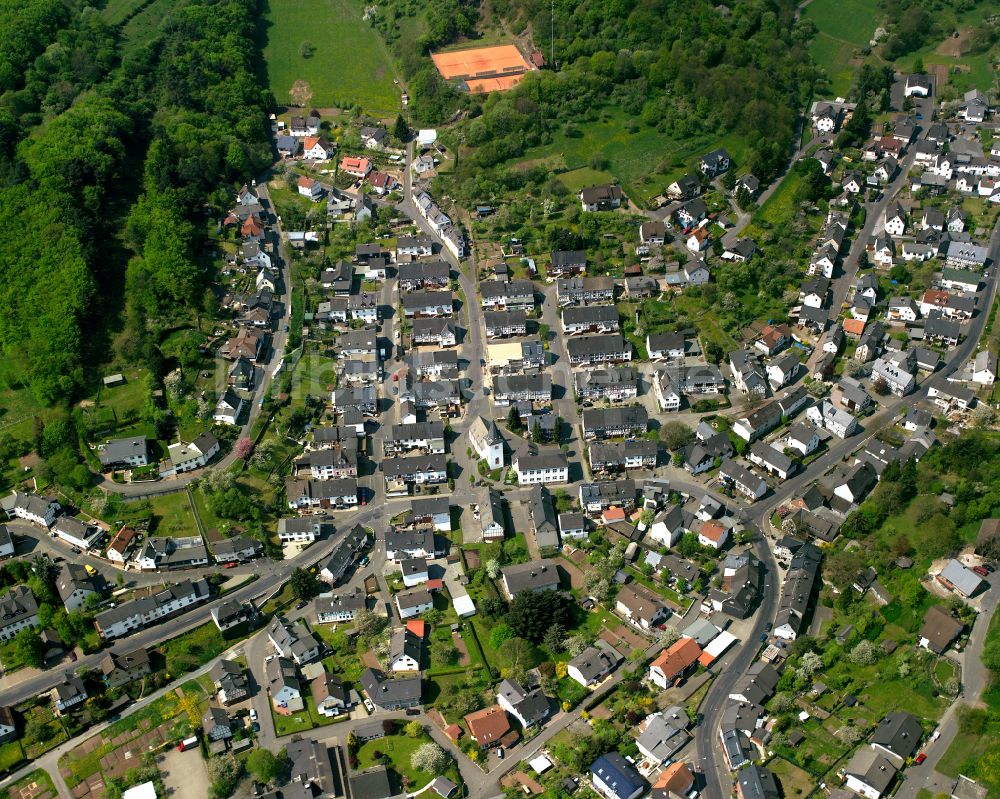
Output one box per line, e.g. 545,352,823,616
974,565,989,577
915,753,927,765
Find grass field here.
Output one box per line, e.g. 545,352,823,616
516,108,750,208
356,733,440,788
160,621,226,675
0,740,25,775
937,609,1000,792
138,492,200,537
768,756,815,797
802,0,880,98
894,3,997,93
120,0,175,51
263,0,400,113
100,0,150,24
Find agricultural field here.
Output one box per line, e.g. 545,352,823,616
802,0,880,99
263,0,400,113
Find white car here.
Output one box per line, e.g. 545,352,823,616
249,708,258,721
364,698,375,713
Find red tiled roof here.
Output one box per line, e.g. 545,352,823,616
650,637,702,680
700,520,726,542
464,705,511,745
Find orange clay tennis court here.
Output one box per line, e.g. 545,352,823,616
431,44,534,92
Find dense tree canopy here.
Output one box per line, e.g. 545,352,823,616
0,0,272,404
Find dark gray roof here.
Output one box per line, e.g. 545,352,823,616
502,559,560,593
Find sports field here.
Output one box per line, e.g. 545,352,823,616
431,43,533,93
263,0,400,113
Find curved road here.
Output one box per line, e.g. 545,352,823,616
697,213,1000,798
95,177,293,498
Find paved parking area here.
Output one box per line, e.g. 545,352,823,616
158,747,209,799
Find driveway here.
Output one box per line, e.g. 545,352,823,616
157,747,209,799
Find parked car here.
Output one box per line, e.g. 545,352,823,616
249,708,257,721
915,753,927,765
973,565,989,577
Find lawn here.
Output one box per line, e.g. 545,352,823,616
160,622,227,675
802,0,880,98
20,705,68,761
272,695,349,736
81,369,153,443
263,0,400,113
768,756,816,798
558,166,617,194
554,677,590,709
356,733,441,789
0,740,25,775
145,492,201,538
515,108,751,208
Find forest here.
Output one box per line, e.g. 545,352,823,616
0,0,273,406
372,0,816,202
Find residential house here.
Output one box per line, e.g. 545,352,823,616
497,679,549,728
57,563,98,612
579,184,624,212
844,748,898,799
513,450,569,485
502,560,560,598
936,559,984,598
591,753,647,799
2,491,60,528
806,400,859,438
574,367,639,402
395,588,433,619
615,583,669,630
871,711,923,765
636,711,690,765
549,250,587,277
919,605,964,654
464,705,512,748
360,667,422,710
315,589,367,624
50,672,87,715
265,656,303,712
647,637,702,689
747,442,795,481
568,642,622,687
268,617,322,665
100,648,151,688
699,148,731,177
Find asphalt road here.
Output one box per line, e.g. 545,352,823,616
96,176,293,498
696,211,1000,798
